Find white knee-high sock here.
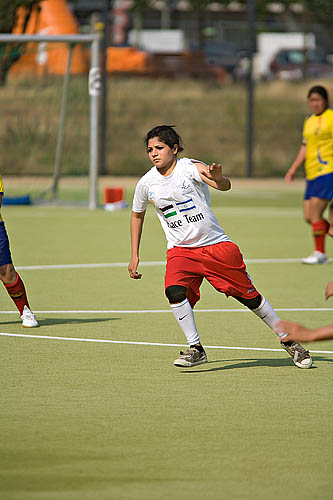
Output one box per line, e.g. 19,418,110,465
252,296,281,334
170,298,200,346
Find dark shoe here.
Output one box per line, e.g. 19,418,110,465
281,341,312,369
174,348,207,367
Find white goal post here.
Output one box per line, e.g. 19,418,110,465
0,33,101,209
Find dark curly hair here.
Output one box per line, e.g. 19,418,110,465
145,125,184,152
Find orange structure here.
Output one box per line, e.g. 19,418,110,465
10,0,88,76
106,46,148,74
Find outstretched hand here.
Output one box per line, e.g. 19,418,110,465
202,162,223,182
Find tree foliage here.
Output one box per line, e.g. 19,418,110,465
0,0,43,85
303,0,333,32
0,0,42,33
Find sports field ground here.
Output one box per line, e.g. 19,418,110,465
0,179,332,500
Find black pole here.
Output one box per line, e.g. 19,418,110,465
246,0,256,177
100,0,110,175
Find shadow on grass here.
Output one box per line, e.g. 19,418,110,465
179,356,332,373
0,317,121,327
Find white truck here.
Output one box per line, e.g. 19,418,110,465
254,32,316,80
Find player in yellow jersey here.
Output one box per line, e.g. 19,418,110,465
0,174,38,327
285,85,333,264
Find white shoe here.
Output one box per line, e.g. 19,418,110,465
21,305,39,328
302,251,328,264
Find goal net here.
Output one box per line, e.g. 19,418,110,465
0,34,101,209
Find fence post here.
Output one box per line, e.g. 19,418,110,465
246,0,256,178
51,43,73,199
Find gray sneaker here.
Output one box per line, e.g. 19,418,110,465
174,348,207,367
281,341,312,369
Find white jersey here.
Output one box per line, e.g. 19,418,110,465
132,157,230,249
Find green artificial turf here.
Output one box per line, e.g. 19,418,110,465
0,185,332,500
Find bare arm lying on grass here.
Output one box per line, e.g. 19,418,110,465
275,320,333,342
275,280,333,342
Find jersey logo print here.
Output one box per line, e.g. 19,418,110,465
176,198,196,212
161,204,177,219
148,191,156,206
161,198,196,220
317,148,328,165
181,180,191,190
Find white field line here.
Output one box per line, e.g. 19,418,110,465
14,258,333,270
1,308,333,314
0,332,332,354
16,261,166,271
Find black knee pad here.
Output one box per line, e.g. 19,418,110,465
235,294,262,310
165,285,187,304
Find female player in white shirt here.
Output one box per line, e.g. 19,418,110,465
128,125,312,369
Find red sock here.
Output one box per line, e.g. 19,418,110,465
4,273,30,315
312,219,329,253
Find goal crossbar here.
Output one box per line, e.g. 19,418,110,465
0,34,101,209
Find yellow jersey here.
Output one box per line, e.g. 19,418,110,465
0,174,3,222
303,108,333,180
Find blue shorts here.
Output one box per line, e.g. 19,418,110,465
304,173,333,200
0,221,13,266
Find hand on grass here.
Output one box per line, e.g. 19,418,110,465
275,320,313,342
325,280,333,300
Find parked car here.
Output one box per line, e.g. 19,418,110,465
190,41,242,80
269,48,332,80
146,51,228,83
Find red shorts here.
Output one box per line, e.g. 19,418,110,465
165,241,259,308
